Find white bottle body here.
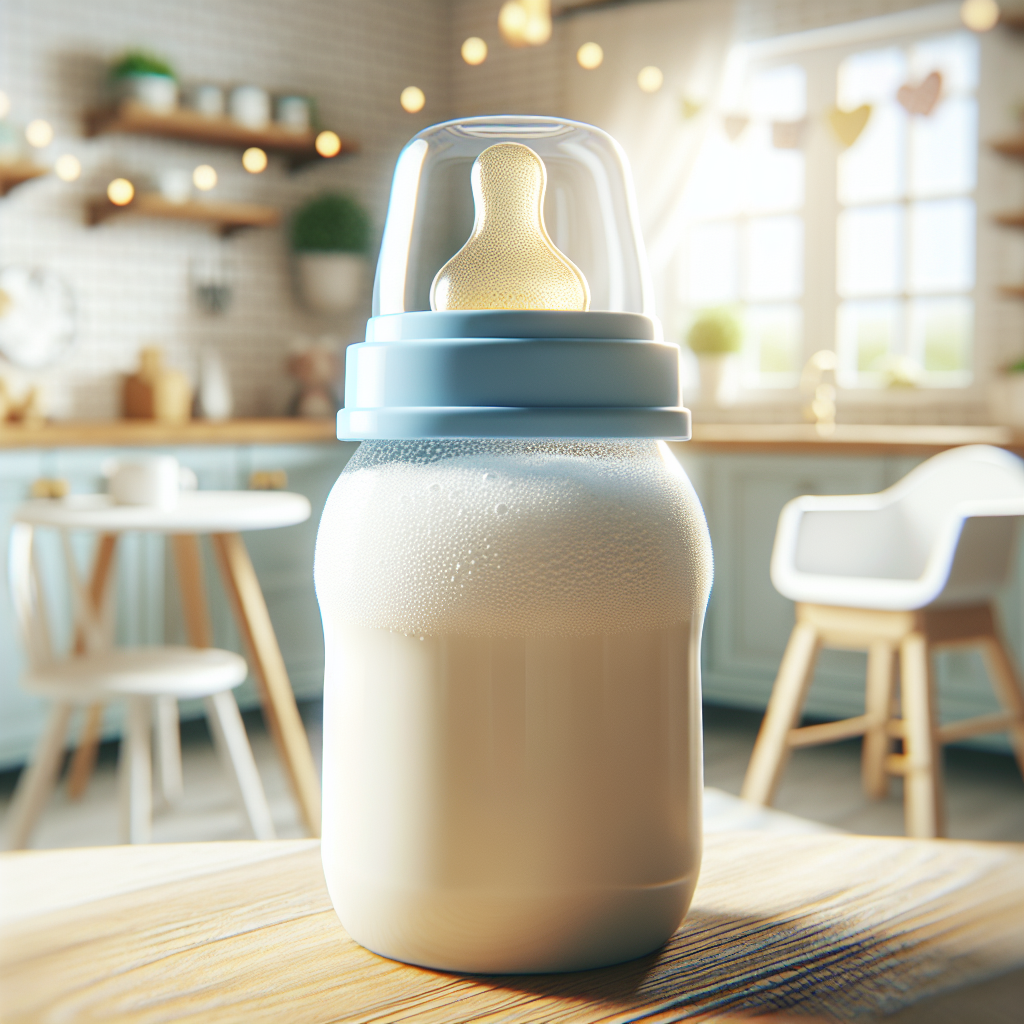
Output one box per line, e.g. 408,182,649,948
315,440,713,972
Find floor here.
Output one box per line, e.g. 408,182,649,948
1,702,1021,849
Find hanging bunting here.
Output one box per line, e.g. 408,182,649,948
896,71,942,115
827,104,871,148
771,119,807,149
723,115,749,141
679,96,705,120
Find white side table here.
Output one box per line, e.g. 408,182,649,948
14,491,322,837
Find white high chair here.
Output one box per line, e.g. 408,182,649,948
4,523,276,849
741,444,1024,838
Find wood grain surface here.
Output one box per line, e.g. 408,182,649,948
2,832,1022,1023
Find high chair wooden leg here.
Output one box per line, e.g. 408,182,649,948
981,629,1024,781
741,620,820,806
898,632,944,839
862,641,896,800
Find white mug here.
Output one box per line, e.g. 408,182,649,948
105,456,192,508
229,85,271,129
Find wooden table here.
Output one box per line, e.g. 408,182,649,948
1,832,1021,1023
13,492,322,839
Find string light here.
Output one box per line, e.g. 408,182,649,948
25,119,53,148
637,66,663,93
193,164,217,191
461,37,488,65
54,154,81,182
400,86,425,113
242,146,268,173
315,130,342,157
576,42,603,70
107,178,134,205
960,0,1000,30
498,0,551,47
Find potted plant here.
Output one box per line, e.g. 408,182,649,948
291,193,370,314
992,358,1024,428
686,307,743,407
110,50,179,113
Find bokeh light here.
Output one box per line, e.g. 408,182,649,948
960,0,1000,30
242,146,268,173
107,178,134,205
461,36,488,65
0,91,10,119
25,119,53,148
54,154,81,182
315,130,342,157
400,86,425,113
193,164,217,191
576,42,603,70
637,65,664,93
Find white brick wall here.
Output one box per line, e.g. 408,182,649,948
0,0,450,418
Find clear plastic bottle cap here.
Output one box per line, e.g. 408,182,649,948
339,115,690,441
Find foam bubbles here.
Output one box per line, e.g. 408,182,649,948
315,440,713,638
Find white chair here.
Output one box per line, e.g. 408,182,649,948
741,444,1024,838
3,522,276,849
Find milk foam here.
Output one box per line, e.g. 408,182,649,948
315,439,712,638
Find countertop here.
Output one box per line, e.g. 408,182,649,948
1,832,1022,1022
1,418,1022,455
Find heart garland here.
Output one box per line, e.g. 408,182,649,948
827,104,872,148
896,70,942,115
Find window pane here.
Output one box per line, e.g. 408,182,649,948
745,216,802,300
747,138,804,213
682,132,742,220
908,199,974,292
838,47,907,107
909,296,973,376
687,223,739,304
837,300,903,384
744,304,802,382
838,104,905,205
837,205,903,297
749,64,806,120
910,97,977,197
909,33,978,94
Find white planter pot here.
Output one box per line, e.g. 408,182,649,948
118,74,178,113
991,375,1024,428
697,353,740,407
296,253,365,314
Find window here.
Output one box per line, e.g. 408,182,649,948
676,64,806,388
836,34,977,388
671,23,981,395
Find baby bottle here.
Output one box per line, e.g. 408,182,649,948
315,116,712,973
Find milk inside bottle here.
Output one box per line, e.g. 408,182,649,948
315,117,712,973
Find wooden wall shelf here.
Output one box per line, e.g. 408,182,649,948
84,101,358,170
1001,284,1024,299
87,194,281,235
991,135,1024,160
996,211,1024,229
0,160,48,196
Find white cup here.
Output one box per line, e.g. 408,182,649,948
190,83,225,118
275,95,311,133
229,85,271,129
105,456,184,509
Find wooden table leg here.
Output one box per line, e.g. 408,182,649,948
66,533,118,801
211,532,321,837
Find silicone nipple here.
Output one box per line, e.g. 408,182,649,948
430,142,590,312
